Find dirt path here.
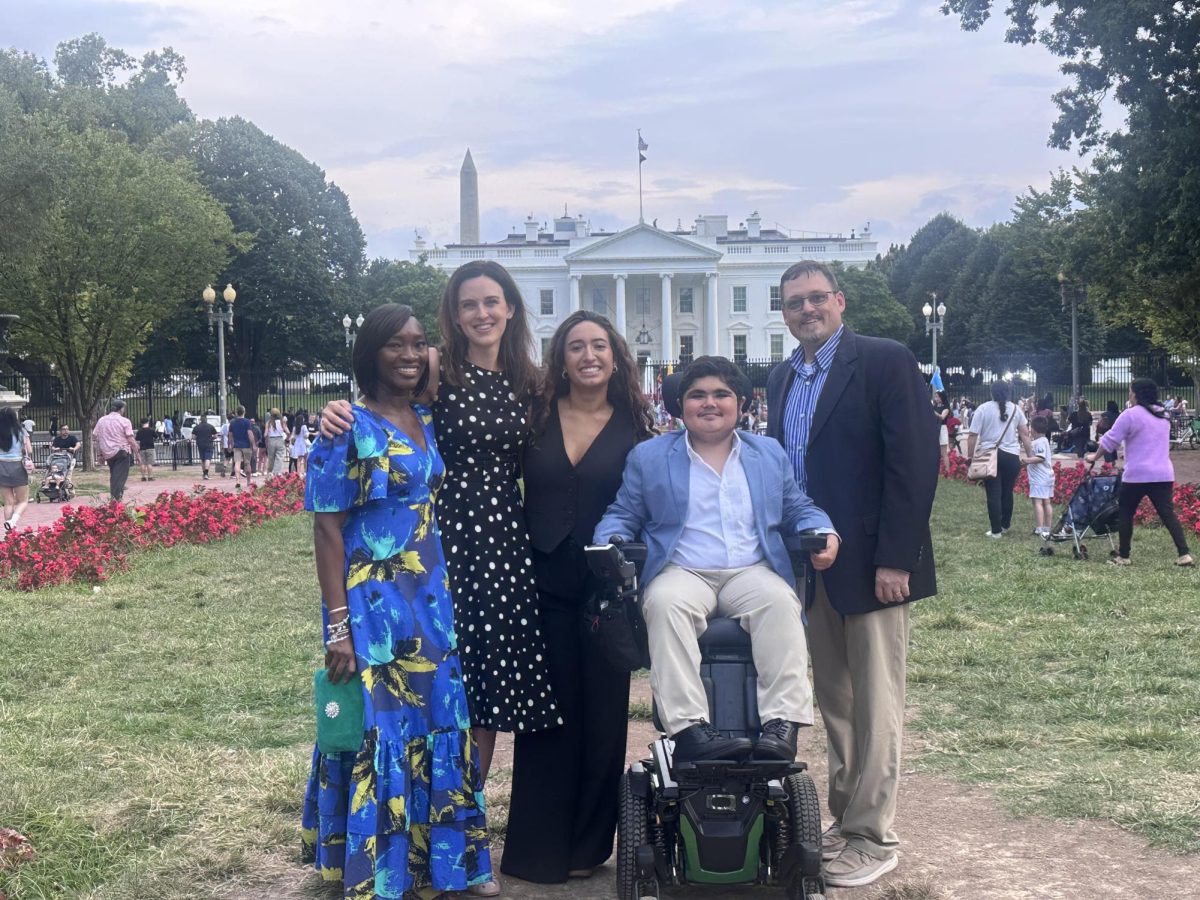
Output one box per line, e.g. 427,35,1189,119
229,675,1198,899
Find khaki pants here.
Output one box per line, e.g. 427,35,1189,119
642,563,813,737
808,575,910,859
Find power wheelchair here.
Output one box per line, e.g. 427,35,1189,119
586,534,828,900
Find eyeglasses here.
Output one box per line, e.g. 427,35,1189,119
783,291,835,312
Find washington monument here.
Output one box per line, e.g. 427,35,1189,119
460,149,479,245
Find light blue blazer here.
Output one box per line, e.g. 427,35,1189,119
593,429,834,586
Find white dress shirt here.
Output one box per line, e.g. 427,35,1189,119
670,432,765,570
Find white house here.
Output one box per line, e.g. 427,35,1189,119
409,154,878,365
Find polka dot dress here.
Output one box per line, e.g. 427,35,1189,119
433,365,562,733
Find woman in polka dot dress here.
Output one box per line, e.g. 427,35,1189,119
321,261,561,772
430,262,562,766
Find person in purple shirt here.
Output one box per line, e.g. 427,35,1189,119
1086,378,1193,567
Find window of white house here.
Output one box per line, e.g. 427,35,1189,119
732,286,747,313
636,287,650,316
540,289,554,316
679,287,694,314
540,337,552,360
592,287,607,317
679,335,694,365
733,334,747,363
769,285,782,312
770,333,784,361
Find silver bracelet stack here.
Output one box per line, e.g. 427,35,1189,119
325,617,350,645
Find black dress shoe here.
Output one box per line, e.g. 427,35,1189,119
672,721,753,763
753,719,801,761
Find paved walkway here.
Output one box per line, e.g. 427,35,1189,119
16,465,265,532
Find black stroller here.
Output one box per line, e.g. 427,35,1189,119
36,451,76,503
1040,470,1122,560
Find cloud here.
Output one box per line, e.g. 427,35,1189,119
18,0,1101,258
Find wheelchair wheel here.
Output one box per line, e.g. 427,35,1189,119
617,770,653,900
782,772,825,900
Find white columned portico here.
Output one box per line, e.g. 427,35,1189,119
569,274,581,312
613,274,627,338
660,273,673,361
706,272,720,356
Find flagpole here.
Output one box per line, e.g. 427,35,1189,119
637,129,644,224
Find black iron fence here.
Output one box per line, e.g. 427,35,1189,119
638,352,1198,410
3,369,352,433
925,352,1198,411
5,352,1197,432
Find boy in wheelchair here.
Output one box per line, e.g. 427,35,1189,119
594,356,839,765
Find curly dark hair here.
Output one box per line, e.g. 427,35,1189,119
436,260,540,400
531,310,655,441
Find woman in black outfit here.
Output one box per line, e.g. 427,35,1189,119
501,310,655,884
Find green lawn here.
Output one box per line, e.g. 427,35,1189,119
0,481,1197,897
911,478,1200,852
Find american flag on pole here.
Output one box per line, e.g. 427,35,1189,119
638,131,648,163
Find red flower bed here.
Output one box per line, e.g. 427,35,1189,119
0,475,305,591
943,450,1200,534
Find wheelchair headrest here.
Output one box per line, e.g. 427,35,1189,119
662,372,684,419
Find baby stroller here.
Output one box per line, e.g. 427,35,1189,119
36,451,76,503
1040,469,1122,560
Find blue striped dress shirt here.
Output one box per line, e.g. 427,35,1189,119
782,325,844,493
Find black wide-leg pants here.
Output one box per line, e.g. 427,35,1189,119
500,586,631,883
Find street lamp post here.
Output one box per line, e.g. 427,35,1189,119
343,313,364,401
1057,272,1080,405
922,292,947,399
203,283,236,475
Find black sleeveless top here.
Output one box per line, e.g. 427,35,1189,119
521,402,640,596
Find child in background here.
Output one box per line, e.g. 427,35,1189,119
1023,415,1055,536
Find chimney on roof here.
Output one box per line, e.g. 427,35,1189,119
746,211,761,239
524,215,538,243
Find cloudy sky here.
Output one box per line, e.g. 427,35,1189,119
8,0,1094,259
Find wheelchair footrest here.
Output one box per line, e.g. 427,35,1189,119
776,842,823,881
673,759,805,786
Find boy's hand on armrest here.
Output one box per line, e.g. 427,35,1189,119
810,533,839,571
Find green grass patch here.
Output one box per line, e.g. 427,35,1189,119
2,479,1197,897
911,478,1200,852
0,515,320,899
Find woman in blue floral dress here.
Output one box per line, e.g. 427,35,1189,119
301,304,492,899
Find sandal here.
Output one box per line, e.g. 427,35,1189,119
1176,554,1195,568
1108,556,1132,567
468,879,501,896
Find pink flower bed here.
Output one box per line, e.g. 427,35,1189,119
942,450,1200,533
0,475,305,590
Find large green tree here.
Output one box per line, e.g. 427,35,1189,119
834,264,912,344
879,213,980,356
50,33,193,146
0,53,60,259
0,126,235,466
360,257,447,342
945,1,1200,372
154,117,366,414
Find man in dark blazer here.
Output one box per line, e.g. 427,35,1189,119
766,260,939,889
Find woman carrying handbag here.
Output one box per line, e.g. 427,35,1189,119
967,382,1034,538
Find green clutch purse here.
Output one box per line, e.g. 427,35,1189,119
313,669,365,754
